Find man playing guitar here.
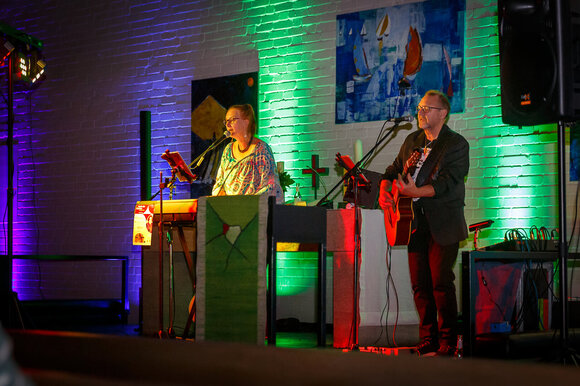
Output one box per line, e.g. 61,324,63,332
379,90,470,357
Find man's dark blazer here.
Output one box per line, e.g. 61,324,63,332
383,124,469,246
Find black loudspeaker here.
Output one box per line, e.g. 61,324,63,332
498,0,580,126
140,111,151,200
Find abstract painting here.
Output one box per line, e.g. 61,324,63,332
336,0,466,124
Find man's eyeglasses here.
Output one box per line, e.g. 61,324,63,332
223,117,240,126
417,105,444,114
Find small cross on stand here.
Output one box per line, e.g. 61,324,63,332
302,154,329,200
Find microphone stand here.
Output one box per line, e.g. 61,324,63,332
316,120,405,207
188,132,231,170
351,165,363,349
157,171,167,337
556,120,578,364
149,134,229,337
316,120,406,350
148,133,231,201
149,165,187,201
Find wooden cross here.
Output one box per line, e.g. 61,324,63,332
302,154,329,199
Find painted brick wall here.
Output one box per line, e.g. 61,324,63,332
1,0,575,323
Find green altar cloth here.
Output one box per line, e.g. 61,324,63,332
196,195,268,344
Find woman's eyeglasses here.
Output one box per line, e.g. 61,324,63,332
223,117,240,126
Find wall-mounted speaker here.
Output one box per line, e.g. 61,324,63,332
498,0,580,126
140,111,151,200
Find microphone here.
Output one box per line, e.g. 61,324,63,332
215,130,232,149
387,116,414,123
203,131,231,155
189,131,232,169
468,219,494,233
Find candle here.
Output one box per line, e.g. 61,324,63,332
354,139,363,163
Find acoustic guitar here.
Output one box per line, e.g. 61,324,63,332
382,150,422,246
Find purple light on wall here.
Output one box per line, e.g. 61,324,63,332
1,90,40,297
11,261,32,300
2,5,200,318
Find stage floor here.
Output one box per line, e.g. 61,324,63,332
7,328,580,386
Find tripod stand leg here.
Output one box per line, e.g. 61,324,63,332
176,226,196,339
557,120,573,363
167,228,175,338
182,295,196,339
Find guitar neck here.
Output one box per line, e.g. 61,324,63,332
402,150,421,177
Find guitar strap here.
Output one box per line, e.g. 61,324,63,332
414,128,453,188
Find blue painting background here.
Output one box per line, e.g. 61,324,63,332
336,0,465,124
571,124,580,181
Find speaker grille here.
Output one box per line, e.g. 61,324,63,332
500,32,557,123
498,0,579,125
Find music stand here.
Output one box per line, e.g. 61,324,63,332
340,154,382,209
155,150,197,338
313,120,409,349
161,150,196,184
335,153,373,349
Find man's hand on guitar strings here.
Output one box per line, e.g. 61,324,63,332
396,173,418,197
396,173,436,198
378,179,396,211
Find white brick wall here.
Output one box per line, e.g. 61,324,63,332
1,0,573,323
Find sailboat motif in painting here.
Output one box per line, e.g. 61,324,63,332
376,13,391,55
353,24,372,82
398,26,423,91
443,46,453,97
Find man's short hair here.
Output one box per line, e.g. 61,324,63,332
425,90,450,123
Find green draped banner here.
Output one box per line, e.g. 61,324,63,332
196,194,267,344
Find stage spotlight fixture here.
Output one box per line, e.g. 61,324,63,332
0,22,45,88
0,21,43,50
32,58,46,84
12,49,46,87
1,36,15,63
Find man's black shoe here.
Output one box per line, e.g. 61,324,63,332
435,345,456,357
414,340,438,356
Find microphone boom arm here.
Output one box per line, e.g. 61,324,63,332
189,132,231,170
148,132,231,201
316,120,404,206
